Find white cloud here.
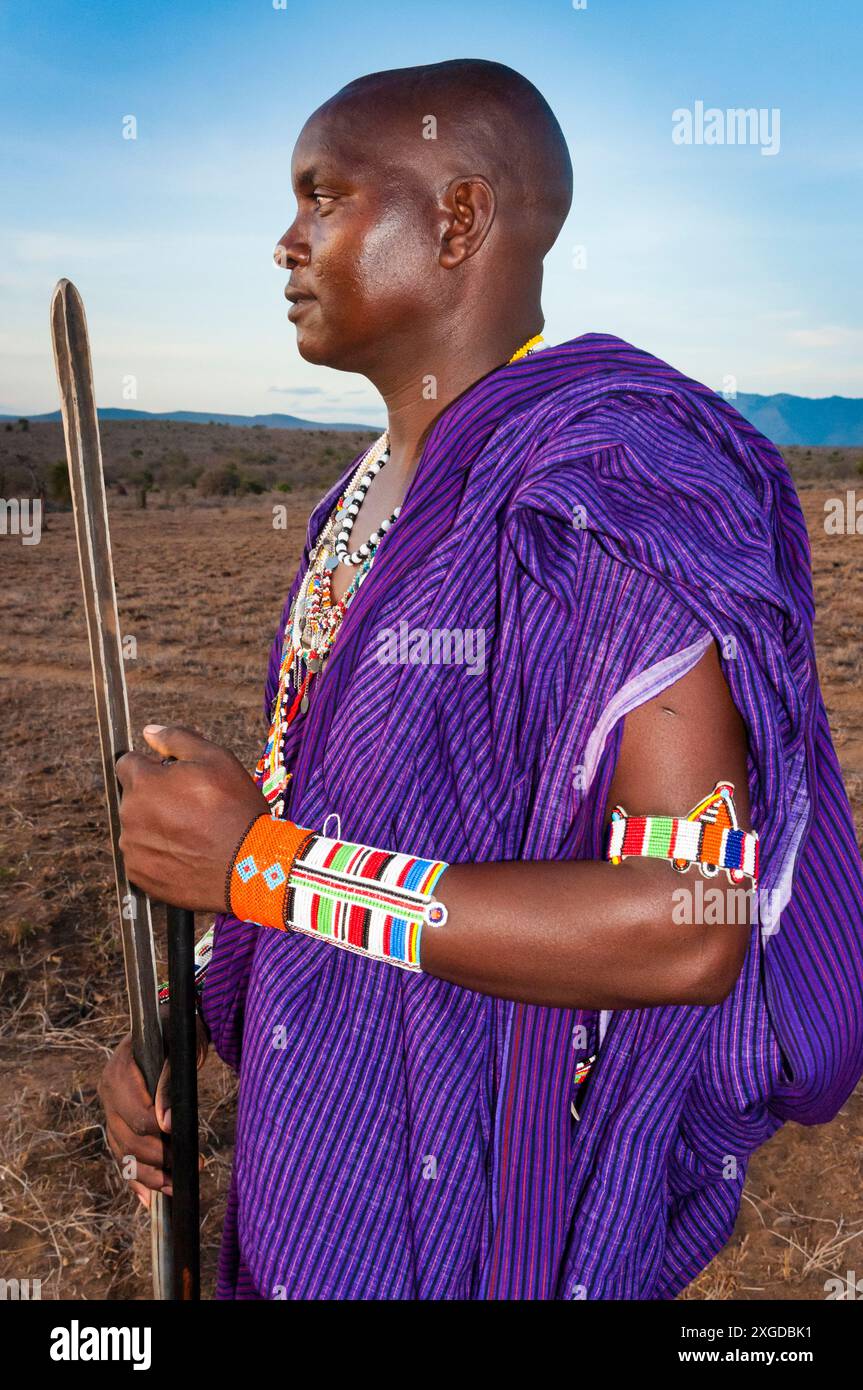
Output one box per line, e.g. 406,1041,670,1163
787,325,863,350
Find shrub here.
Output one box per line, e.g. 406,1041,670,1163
199,462,242,496
49,460,72,505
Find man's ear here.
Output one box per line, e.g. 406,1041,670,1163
439,176,496,269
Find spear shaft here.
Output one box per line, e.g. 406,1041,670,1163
50,279,195,1298
167,905,200,1299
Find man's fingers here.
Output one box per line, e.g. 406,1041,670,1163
121,1160,173,1194
109,1092,162,1142
106,1121,170,1178
99,1046,162,1143
142,723,211,762
115,747,162,789
154,1057,171,1133
128,1179,174,1207
107,1113,169,1169
106,1112,169,1164
100,1034,155,1113
106,1133,172,1193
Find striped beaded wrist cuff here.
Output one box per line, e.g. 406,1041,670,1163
284,832,449,971
226,815,450,970
605,780,759,885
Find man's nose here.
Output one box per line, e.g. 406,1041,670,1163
274,231,309,271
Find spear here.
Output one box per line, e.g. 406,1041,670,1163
50,279,200,1299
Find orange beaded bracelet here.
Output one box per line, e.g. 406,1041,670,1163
227,814,314,929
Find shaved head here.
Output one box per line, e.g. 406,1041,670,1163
276,59,572,377
331,59,573,255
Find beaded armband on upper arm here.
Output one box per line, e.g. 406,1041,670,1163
605,780,759,885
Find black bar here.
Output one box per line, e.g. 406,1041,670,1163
14,1297,861,1368
166,905,200,1300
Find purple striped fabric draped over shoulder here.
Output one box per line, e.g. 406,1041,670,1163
201,334,863,1300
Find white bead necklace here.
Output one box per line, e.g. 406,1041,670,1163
333,431,398,566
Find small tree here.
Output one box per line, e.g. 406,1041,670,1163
132,467,154,509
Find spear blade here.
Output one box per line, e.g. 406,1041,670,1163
50,278,171,1299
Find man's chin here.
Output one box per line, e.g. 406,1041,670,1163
291,319,328,364
294,333,329,366
294,327,358,372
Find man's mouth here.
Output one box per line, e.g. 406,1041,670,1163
285,287,316,321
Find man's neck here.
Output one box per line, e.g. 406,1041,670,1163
373,315,543,480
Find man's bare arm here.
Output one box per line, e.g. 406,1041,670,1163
422,639,752,1007
116,641,752,1011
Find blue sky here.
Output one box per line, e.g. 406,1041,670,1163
2,0,861,422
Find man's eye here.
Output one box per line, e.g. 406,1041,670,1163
312,193,335,208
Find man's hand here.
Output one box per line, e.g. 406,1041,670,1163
99,1013,209,1209
116,724,268,913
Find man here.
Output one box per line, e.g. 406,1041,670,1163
100,59,863,1299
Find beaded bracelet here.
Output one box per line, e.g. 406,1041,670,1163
229,816,315,925
157,923,215,1009
228,814,449,971
606,780,759,885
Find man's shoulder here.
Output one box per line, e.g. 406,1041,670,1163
511,333,784,477
523,333,726,423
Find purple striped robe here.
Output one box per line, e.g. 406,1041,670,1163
202,334,863,1300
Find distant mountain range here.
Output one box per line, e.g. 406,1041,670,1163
732,394,863,447
0,406,378,433
2,394,862,445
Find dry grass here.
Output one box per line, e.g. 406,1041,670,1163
1,433,862,1298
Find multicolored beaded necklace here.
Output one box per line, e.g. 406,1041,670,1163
256,333,544,814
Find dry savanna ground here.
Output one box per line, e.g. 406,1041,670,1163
1,424,862,1300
